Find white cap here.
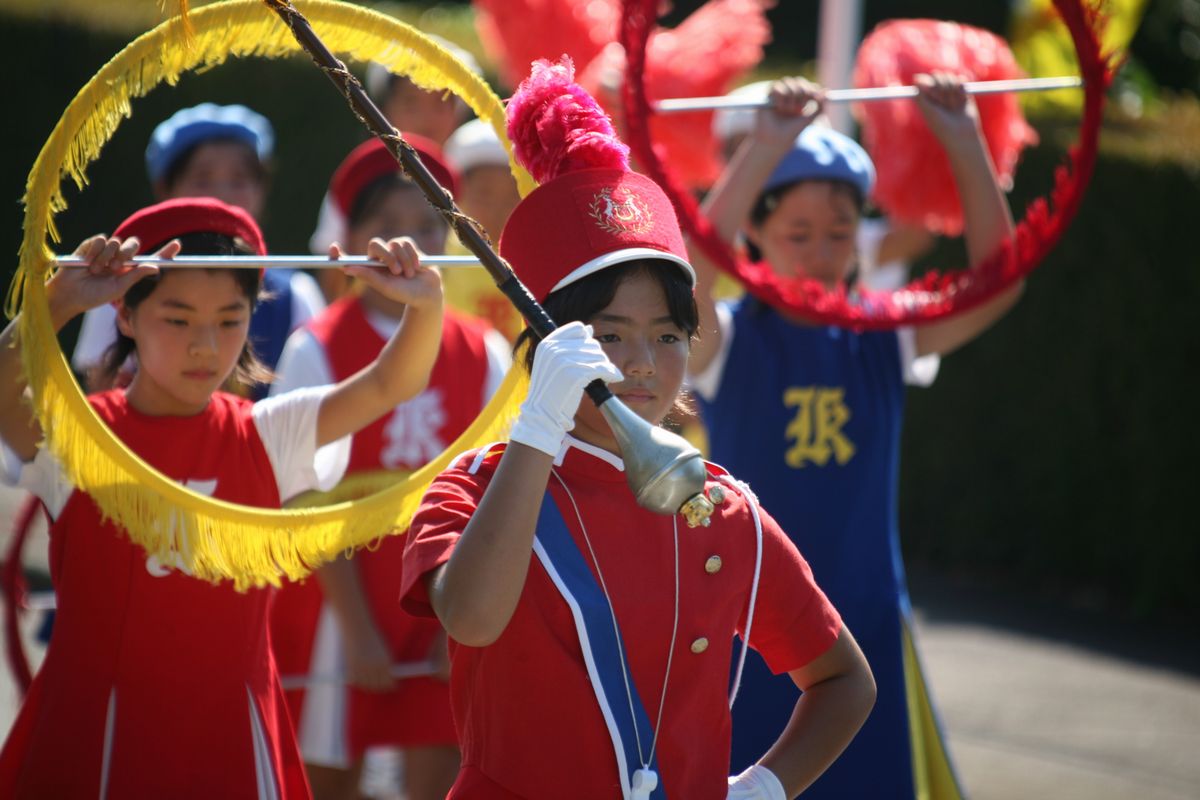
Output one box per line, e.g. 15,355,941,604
365,34,482,101
309,190,344,255
444,118,509,175
711,80,772,143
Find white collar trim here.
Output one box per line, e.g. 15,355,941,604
554,434,626,472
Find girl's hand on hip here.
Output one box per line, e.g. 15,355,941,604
754,77,826,147
727,764,786,800
47,235,175,321
914,71,983,153
333,236,443,310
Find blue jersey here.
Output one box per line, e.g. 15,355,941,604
698,297,915,797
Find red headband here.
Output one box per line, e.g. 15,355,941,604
330,135,459,216
114,197,267,256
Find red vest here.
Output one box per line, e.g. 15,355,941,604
0,391,310,799
307,297,492,473
275,298,495,754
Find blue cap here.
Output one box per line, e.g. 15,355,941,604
145,103,275,183
764,125,876,198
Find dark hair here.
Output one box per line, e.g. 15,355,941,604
96,231,271,389
160,137,269,191
348,173,448,233
749,178,865,228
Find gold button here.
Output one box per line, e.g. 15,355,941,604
690,637,709,654
704,555,723,574
708,485,727,505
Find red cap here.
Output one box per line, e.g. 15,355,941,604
330,136,459,216
499,168,691,303
114,197,267,256
499,58,693,303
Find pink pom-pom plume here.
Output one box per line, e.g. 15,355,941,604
506,57,630,185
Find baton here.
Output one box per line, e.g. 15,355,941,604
279,659,437,690
54,255,483,269
259,0,714,527
654,76,1084,113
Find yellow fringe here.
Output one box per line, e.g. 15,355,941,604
285,469,413,508
8,0,533,591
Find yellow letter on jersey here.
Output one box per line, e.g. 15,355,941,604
783,387,855,468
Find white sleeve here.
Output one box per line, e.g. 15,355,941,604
309,191,343,256
897,327,940,388
1,444,75,520
687,301,735,402
481,328,513,405
287,271,326,330
270,329,335,397
252,386,350,501
71,304,119,373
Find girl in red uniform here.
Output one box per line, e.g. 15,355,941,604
270,136,506,800
0,197,444,800
399,59,876,800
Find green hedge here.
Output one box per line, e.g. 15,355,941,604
899,107,1200,617
2,13,1197,616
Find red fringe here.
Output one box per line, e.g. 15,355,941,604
620,0,1114,329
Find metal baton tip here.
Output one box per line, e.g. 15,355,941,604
599,397,713,527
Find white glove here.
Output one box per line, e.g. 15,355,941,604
727,764,787,800
509,321,623,456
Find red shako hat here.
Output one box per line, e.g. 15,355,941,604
330,135,459,216
114,197,267,256
498,57,693,303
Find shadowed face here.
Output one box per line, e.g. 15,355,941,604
161,141,267,220
746,180,860,290
382,77,464,145
347,183,448,257
569,270,690,453
117,269,252,416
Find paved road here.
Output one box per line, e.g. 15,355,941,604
909,564,1200,799
1,483,1197,797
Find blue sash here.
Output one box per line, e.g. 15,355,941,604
531,491,667,800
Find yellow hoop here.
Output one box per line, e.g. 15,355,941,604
9,0,532,590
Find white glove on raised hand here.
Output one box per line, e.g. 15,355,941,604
509,321,623,456
727,764,787,800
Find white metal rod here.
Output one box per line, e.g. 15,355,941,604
279,660,437,689
654,76,1084,113
816,0,862,134
53,254,483,269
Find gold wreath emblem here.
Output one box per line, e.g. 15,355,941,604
589,187,654,235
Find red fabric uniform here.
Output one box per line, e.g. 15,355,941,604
0,391,309,800
272,297,491,756
399,439,843,799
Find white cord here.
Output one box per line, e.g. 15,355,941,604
552,470,679,774
723,474,764,709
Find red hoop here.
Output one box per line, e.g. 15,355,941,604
620,0,1115,329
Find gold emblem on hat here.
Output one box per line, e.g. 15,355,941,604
589,187,654,235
